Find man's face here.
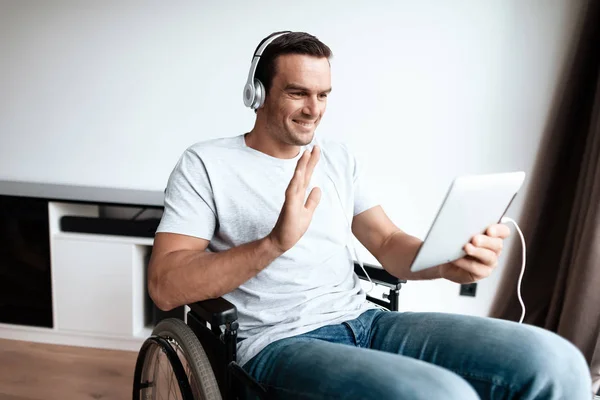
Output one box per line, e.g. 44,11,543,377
260,54,331,146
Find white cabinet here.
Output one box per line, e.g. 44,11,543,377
0,186,162,351
52,237,146,336
0,201,154,350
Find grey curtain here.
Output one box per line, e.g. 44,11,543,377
490,0,600,393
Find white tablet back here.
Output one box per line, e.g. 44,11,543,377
410,171,525,272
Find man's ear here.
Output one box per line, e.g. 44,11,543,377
256,95,269,113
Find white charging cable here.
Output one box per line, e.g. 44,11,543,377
500,216,527,324
350,236,375,294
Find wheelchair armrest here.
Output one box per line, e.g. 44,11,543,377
354,261,407,287
188,297,238,327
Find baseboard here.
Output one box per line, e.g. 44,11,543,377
0,323,148,352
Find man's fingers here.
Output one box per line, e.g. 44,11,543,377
304,146,320,187
471,234,503,254
445,226,507,283
464,243,498,267
290,146,320,194
486,223,511,239
290,150,311,192
452,256,493,279
304,187,321,212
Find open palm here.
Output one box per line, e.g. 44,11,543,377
269,146,322,253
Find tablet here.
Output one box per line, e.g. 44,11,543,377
409,171,525,272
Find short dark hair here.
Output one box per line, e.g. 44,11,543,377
253,31,333,97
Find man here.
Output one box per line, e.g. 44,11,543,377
148,31,591,399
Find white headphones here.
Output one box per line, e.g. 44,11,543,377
243,31,291,110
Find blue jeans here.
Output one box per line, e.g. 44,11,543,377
242,309,592,399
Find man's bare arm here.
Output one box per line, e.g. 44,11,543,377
351,206,441,280
148,233,283,311
352,206,510,283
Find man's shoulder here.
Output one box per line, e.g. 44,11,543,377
318,138,355,165
185,135,242,156
171,135,246,174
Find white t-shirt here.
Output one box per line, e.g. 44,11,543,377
157,133,379,365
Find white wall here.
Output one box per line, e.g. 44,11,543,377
0,0,586,316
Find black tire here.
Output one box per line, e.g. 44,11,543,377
134,335,194,400
152,318,223,400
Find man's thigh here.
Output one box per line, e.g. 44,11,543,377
242,334,477,400
369,311,590,399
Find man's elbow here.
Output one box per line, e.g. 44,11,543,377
148,272,175,312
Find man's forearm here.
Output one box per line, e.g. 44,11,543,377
150,236,283,311
378,231,442,280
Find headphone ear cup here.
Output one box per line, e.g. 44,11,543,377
254,79,266,109
243,82,255,108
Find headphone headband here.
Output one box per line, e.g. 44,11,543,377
243,31,292,109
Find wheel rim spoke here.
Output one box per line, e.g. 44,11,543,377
137,328,214,400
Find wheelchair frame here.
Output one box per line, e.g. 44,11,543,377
141,262,406,399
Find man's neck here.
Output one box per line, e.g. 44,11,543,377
244,130,301,160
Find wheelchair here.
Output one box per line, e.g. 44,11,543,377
132,262,406,400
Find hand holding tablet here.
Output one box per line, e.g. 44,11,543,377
409,172,525,276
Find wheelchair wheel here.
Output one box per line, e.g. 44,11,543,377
133,318,222,400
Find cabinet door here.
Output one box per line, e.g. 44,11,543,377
0,195,52,327
53,238,134,336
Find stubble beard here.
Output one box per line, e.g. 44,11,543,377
267,118,315,147
285,130,314,146
284,118,318,146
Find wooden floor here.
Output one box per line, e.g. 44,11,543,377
0,338,138,400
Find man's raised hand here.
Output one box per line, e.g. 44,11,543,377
268,146,322,253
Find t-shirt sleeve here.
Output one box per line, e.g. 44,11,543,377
156,149,217,240
351,150,380,216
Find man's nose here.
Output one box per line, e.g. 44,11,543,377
302,96,320,117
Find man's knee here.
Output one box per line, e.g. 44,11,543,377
514,326,591,398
